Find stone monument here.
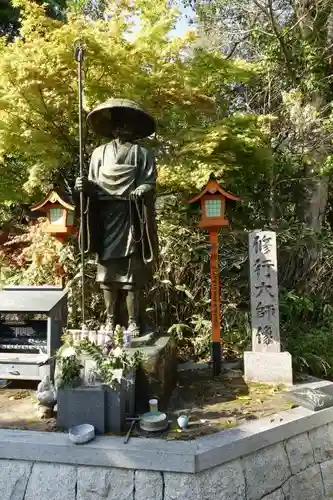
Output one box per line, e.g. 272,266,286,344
244,230,293,385
75,98,158,337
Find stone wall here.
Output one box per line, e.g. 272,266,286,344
3,388,333,500
2,423,333,500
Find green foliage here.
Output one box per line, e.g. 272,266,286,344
0,0,67,39
190,0,333,232
0,220,64,288
0,0,20,38
276,227,333,377
0,0,266,204
57,354,82,387
281,291,333,378
73,326,142,386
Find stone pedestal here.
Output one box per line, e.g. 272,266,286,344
65,330,177,419
244,351,293,386
56,374,135,434
129,335,178,413
82,335,177,414
57,386,106,434
38,405,54,419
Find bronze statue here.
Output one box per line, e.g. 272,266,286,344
75,98,158,337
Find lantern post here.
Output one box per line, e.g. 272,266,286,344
188,174,240,376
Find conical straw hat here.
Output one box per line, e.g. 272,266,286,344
86,98,155,140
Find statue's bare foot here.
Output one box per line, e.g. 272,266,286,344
128,322,140,338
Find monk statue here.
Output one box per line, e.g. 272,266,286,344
75,98,158,337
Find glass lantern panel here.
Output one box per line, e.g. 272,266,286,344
49,208,64,225
204,199,222,217
67,211,74,225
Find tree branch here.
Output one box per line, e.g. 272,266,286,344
37,86,76,152
226,14,260,59
266,0,297,84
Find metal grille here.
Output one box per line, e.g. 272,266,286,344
205,199,222,217
50,207,63,224
0,320,47,353
0,320,46,338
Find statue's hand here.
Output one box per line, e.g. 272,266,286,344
129,185,150,200
75,176,91,194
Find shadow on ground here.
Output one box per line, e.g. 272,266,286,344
160,367,292,440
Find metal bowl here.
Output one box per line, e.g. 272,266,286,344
139,412,168,432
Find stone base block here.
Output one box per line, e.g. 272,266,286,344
244,351,293,386
71,333,177,416
57,386,106,434
286,387,333,412
129,331,158,348
128,336,178,413
57,375,135,434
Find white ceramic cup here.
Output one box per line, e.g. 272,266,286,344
149,398,159,413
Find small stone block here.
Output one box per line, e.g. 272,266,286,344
128,336,178,412
104,384,123,434
104,375,135,432
25,463,76,500
244,351,293,385
286,387,333,411
282,464,324,500
57,386,105,434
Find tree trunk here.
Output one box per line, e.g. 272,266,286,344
303,176,329,231
294,1,331,231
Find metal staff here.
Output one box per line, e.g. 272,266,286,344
74,42,86,327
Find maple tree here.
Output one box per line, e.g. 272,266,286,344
0,0,67,38
0,0,268,207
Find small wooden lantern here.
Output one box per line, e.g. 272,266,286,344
31,190,76,241
188,174,240,229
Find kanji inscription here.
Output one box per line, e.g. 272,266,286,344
249,231,280,353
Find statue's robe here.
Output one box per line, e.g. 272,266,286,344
83,140,158,291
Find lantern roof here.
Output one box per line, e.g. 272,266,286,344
188,173,240,204
31,190,75,213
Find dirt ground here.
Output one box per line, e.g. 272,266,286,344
0,380,56,432
128,365,298,440
160,367,294,440
0,368,296,438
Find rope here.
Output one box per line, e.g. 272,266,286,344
79,194,154,264
129,198,154,265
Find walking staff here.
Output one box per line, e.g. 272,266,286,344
74,41,86,327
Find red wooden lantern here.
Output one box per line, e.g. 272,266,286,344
31,190,76,242
188,174,239,229
188,174,240,376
